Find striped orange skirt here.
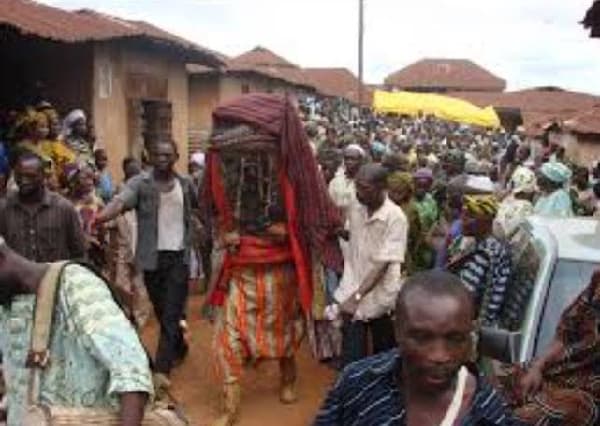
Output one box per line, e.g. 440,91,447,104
214,262,305,381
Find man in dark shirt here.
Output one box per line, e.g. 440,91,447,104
314,270,522,426
0,152,86,262
97,140,199,384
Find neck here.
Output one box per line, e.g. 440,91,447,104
19,188,45,205
153,168,174,182
367,196,385,216
401,368,456,403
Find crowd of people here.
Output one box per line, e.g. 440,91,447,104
0,93,599,425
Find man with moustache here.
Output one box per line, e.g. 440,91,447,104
0,152,86,263
315,270,521,426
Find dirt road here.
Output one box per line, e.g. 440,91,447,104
142,295,335,426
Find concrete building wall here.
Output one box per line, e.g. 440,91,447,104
93,40,190,179
551,130,600,168
187,72,301,140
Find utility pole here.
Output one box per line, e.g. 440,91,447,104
358,0,364,109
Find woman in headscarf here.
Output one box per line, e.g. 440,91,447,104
413,167,439,231
387,171,423,275
503,271,600,425
534,162,573,217
62,109,93,162
495,166,537,238
447,194,511,326
66,162,105,268
38,105,76,188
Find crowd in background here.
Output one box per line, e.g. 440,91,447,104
0,93,600,425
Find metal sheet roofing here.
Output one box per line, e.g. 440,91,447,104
0,0,224,66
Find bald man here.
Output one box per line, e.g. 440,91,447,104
334,164,407,366
315,270,523,426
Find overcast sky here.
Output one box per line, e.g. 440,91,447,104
41,0,600,94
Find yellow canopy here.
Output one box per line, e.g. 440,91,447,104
372,90,500,128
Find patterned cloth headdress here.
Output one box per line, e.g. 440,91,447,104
464,194,499,219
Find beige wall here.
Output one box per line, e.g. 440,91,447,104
552,130,600,168
93,41,190,180
187,73,300,137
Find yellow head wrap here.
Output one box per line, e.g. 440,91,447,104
387,171,414,192
463,194,499,219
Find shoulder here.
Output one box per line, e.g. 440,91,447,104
336,350,398,392
470,376,519,424
382,198,407,224
47,191,76,210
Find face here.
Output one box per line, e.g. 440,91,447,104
15,159,45,197
397,290,473,393
76,166,96,195
48,117,61,139
34,120,50,140
414,177,432,200
320,160,339,184
94,152,108,170
73,118,88,138
388,185,412,206
355,176,382,208
344,151,363,177
150,143,177,173
124,161,141,180
461,210,492,237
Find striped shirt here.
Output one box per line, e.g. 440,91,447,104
314,350,523,426
0,190,86,262
454,237,512,326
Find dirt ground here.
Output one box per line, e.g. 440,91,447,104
142,295,335,426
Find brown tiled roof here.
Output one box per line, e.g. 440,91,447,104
564,106,600,134
385,58,506,92
304,67,364,104
0,0,224,66
228,46,314,89
582,0,600,38
450,87,600,135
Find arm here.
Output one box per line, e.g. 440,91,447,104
340,213,407,314
483,245,511,325
60,265,154,410
97,176,142,224
65,204,87,259
120,392,147,426
96,198,126,224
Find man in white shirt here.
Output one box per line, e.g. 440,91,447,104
334,164,408,366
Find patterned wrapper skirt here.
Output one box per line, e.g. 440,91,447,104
214,262,305,381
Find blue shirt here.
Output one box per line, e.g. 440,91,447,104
314,350,522,426
96,170,114,203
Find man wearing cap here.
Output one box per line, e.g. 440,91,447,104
534,162,573,217
328,144,366,218
447,194,512,326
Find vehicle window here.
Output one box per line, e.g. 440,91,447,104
534,261,599,356
499,228,542,331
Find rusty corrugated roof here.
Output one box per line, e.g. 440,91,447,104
304,67,365,104
450,87,600,136
0,0,224,66
385,58,506,92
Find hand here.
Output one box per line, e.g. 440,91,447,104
222,232,240,249
517,365,544,402
337,229,350,241
339,295,359,316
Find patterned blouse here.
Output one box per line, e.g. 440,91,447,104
0,264,153,426
450,236,512,325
